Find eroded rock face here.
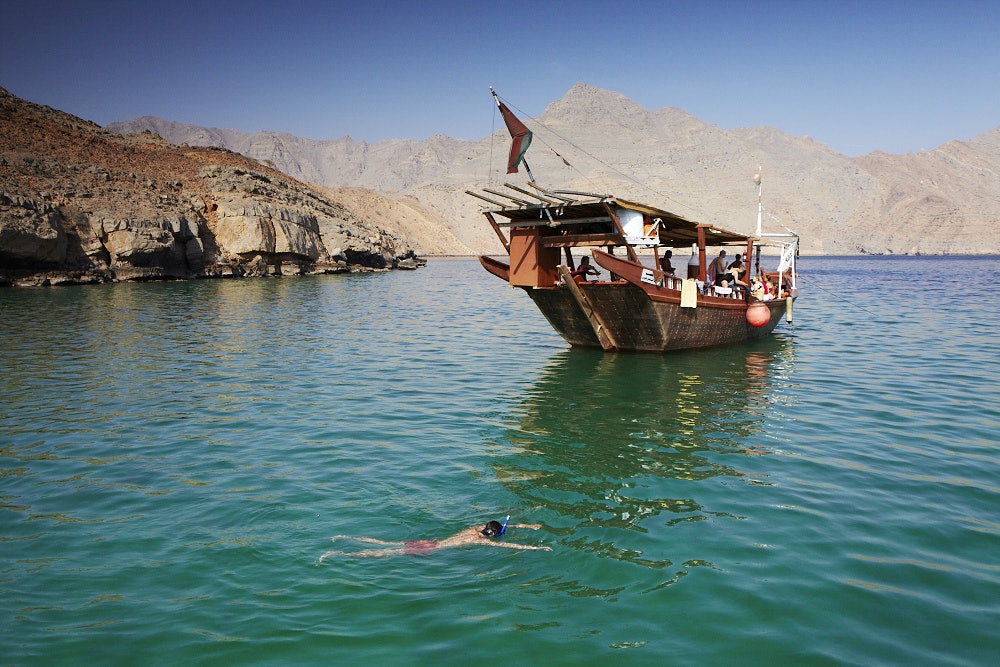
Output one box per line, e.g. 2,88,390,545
0,197,68,266
203,170,327,260
0,88,424,286
105,223,178,266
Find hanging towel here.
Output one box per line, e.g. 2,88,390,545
681,278,698,308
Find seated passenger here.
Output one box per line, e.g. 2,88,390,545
659,250,674,274
570,256,601,282
713,278,733,296
750,278,765,301
726,256,747,286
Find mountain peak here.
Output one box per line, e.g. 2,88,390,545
543,83,646,123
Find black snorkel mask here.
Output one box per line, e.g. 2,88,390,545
481,516,510,537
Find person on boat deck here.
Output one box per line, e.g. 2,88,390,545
319,520,551,560
659,249,674,274
708,250,727,284
570,256,601,281
749,275,774,300
726,256,747,286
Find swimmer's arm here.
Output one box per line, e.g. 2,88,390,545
510,523,542,530
489,541,552,551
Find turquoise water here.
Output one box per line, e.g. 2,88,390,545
1,257,998,665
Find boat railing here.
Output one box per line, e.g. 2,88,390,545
707,284,746,300
662,275,684,291
647,273,745,300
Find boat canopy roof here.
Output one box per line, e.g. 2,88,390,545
476,188,753,248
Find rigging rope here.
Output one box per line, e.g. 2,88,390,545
793,273,880,317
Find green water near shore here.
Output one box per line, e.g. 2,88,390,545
1,257,998,665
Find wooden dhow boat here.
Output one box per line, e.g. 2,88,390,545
469,91,799,353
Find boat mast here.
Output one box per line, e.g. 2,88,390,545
754,165,763,238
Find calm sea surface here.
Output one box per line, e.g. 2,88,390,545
1,256,998,665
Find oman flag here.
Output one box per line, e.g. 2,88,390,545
498,100,533,174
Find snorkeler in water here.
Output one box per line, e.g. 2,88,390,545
319,517,551,560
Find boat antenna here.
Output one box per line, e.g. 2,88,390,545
754,165,763,237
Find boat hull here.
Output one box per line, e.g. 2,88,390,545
526,281,786,352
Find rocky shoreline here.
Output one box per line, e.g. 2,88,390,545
0,88,425,287
0,250,426,288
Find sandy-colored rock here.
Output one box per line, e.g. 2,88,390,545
104,225,178,266
0,203,67,264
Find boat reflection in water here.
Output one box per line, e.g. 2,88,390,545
491,338,793,584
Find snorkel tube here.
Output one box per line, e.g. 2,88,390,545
499,515,510,536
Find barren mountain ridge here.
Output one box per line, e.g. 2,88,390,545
108,84,1000,256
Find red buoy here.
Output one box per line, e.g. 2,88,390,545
746,301,770,327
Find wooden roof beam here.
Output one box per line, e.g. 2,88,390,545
551,189,612,199
543,233,626,247
524,182,577,204
503,182,562,205
466,190,507,207
483,187,532,206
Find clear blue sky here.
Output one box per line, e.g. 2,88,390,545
2,0,998,156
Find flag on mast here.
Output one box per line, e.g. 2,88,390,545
777,241,797,273
497,99,533,174
754,167,762,188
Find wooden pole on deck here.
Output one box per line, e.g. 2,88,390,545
557,265,618,351
484,211,509,255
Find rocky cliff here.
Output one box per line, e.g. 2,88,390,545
0,87,424,286
109,83,1000,255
